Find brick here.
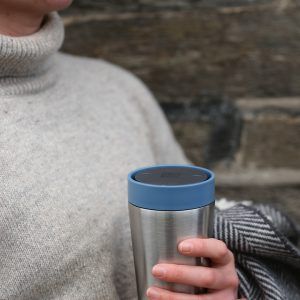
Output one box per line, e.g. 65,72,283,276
62,4,300,105
234,98,300,169
61,4,300,176
70,1,282,11
171,120,211,166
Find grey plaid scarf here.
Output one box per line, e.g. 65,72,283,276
214,204,300,300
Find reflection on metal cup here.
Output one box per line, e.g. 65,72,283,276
128,165,215,300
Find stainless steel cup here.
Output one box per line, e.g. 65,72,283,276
128,165,215,300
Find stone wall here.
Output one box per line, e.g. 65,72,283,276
61,0,300,219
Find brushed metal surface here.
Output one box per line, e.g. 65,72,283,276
129,204,214,300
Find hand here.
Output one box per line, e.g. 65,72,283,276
146,238,239,300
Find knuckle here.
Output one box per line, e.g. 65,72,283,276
227,249,234,260
228,274,239,288
202,269,216,286
217,241,229,257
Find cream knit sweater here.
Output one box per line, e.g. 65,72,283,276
0,13,188,299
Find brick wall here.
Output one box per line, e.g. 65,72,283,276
61,0,300,219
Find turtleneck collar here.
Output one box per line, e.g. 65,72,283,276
0,12,64,96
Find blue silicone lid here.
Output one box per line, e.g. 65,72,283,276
128,165,215,211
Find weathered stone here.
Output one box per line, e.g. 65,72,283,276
161,95,241,166
233,98,300,169
70,0,280,11
171,120,211,166
61,3,300,189
62,4,300,105
216,168,300,186
216,185,300,223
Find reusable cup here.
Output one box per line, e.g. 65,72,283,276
128,165,215,299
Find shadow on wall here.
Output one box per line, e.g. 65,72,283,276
162,94,242,168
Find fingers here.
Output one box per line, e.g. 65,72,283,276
146,286,207,300
146,287,237,300
148,239,239,299
178,238,233,266
151,264,239,290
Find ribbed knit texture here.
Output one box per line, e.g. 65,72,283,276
0,13,64,95
0,12,188,299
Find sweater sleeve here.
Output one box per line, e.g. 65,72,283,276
135,80,190,165
115,67,191,165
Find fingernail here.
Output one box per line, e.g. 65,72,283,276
152,265,165,278
179,242,192,253
146,288,160,299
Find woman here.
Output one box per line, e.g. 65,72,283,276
0,1,298,300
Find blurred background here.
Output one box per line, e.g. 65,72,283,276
61,0,300,222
